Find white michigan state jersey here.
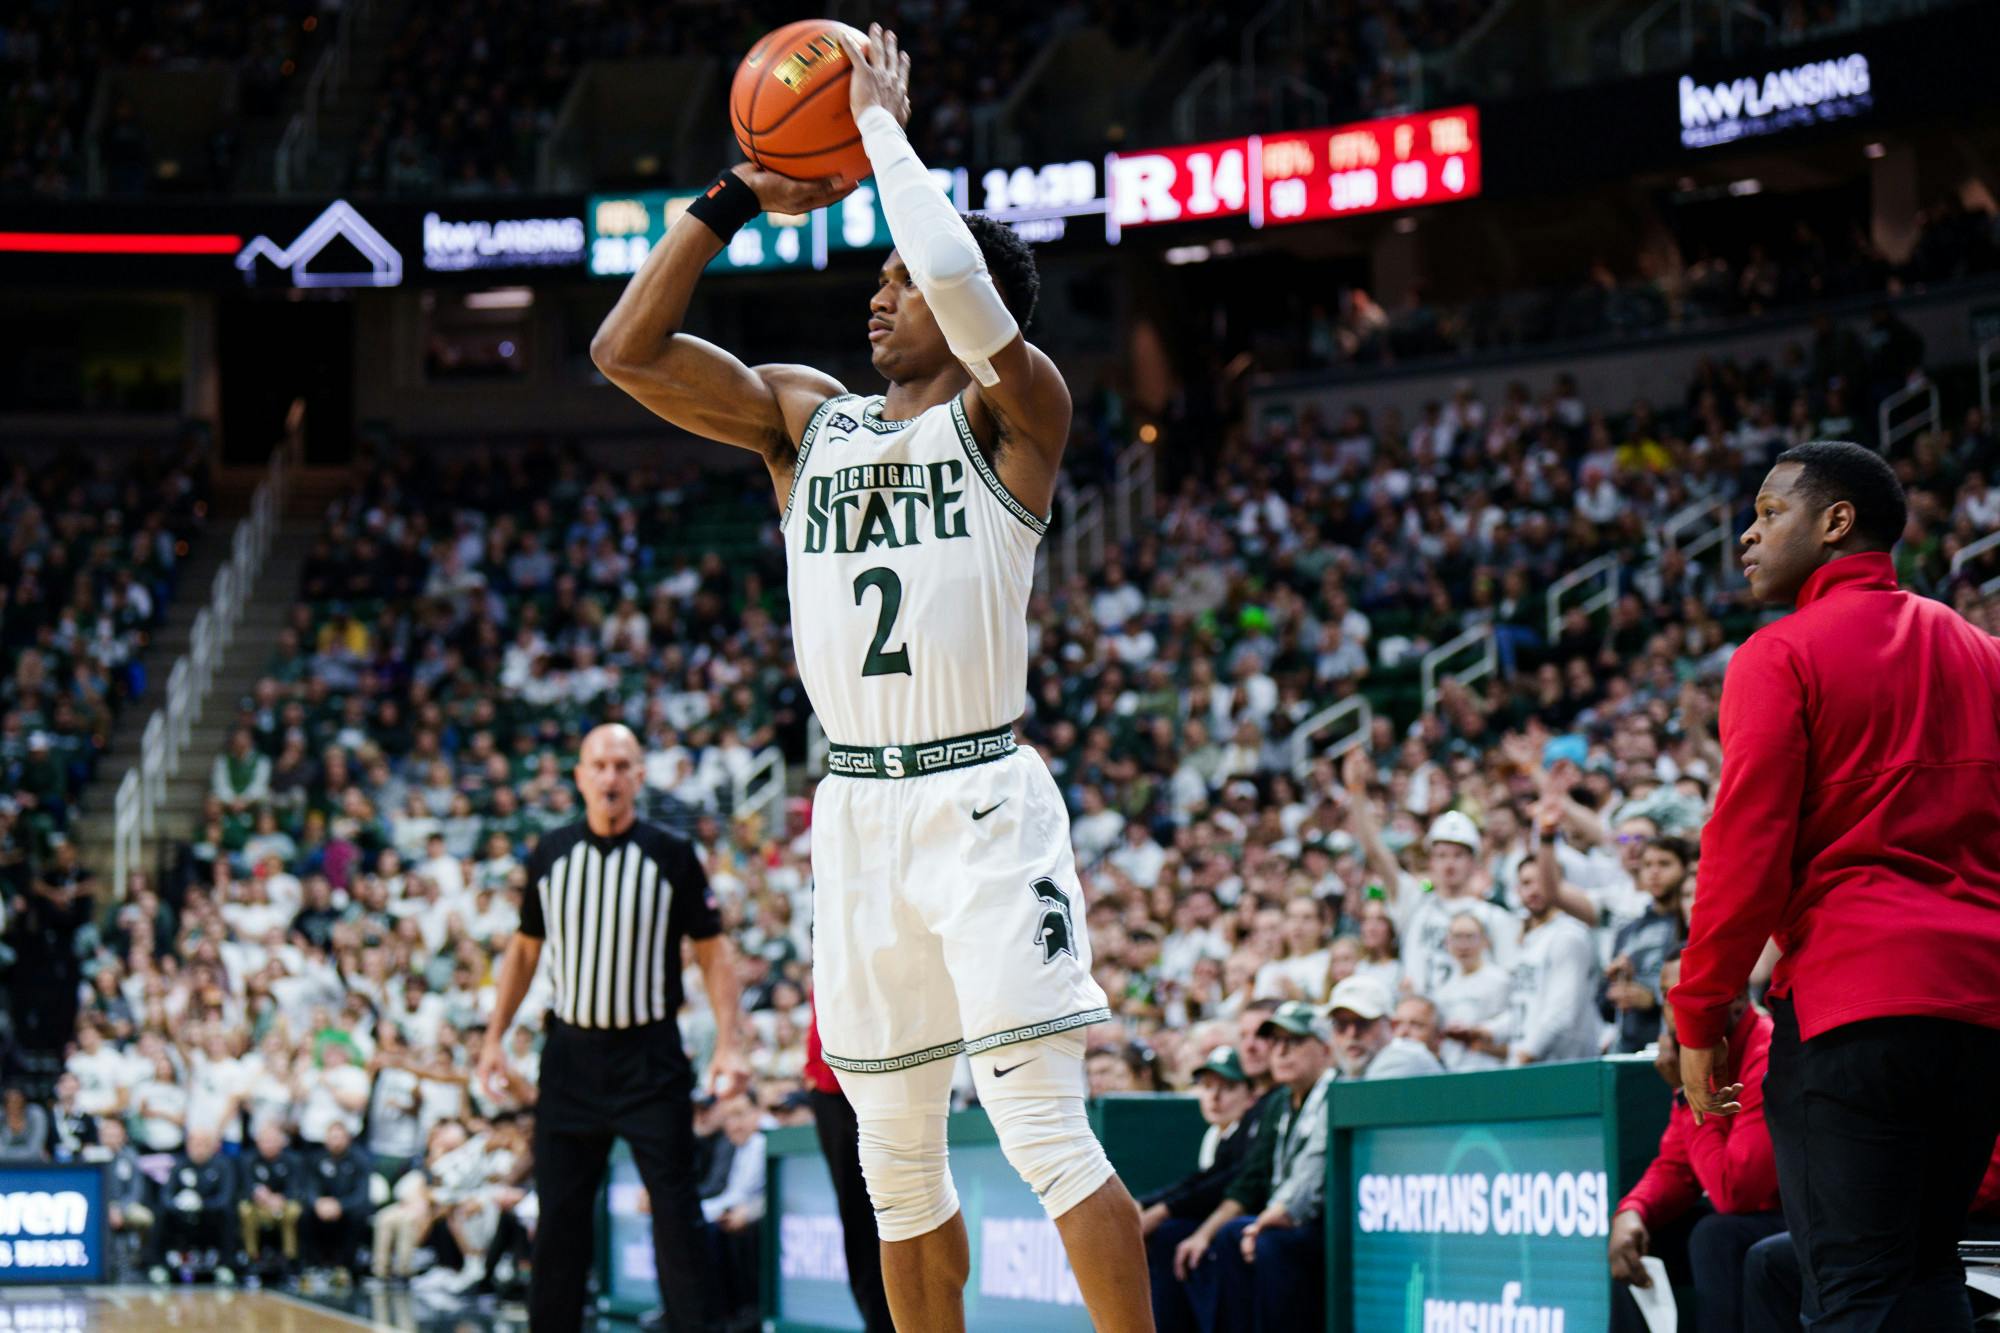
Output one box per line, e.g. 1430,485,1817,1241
782,392,1045,747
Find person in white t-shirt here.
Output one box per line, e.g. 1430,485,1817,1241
417,833,467,900
1434,912,1514,1072
1492,859,1602,1065
184,1030,248,1145
1253,897,1332,1002
390,976,448,1049
67,1023,131,1118
295,1041,370,1147
131,1055,189,1153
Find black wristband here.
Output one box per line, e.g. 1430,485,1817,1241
687,169,762,242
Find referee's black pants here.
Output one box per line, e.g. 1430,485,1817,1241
1764,998,2000,1330
531,1018,716,1333
808,1087,894,1333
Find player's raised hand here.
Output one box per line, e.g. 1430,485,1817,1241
728,162,855,217
839,23,911,128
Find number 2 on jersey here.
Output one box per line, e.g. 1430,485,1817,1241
853,567,912,677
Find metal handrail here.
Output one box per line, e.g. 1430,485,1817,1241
1661,497,1735,589
277,0,374,192
1172,60,1233,141
1951,531,2000,598
140,714,165,837
733,746,789,828
1288,695,1372,777
114,413,303,895
114,770,141,905
1049,484,1106,585
1421,623,1497,715
1878,378,1938,456
1545,552,1620,642
1622,0,1688,74
805,715,827,780
165,658,191,766
1112,442,1157,547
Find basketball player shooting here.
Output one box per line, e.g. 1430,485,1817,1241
590,22,1153,1333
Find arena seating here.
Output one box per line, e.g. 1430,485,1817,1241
0,435,212,864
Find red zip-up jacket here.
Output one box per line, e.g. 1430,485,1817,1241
1672,552,2000,1050
1617,1005,1780,1226
803,999,841,1095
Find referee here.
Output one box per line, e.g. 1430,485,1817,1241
478,723,749,1333
1672,442,2000,1329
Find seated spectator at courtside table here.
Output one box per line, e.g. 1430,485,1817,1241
1143,1046,1264,1326
1742,1137,2000,1329
153,1130,239,1285
1326,975,1447,1081
1607,961,1782,1333
237,1119,308,1281
700,1093,769,1324
86,1118,154,1277
1162,1001,1338,1333
300,1120,375,1285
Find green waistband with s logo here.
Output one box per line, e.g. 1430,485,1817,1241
824,724,1017,779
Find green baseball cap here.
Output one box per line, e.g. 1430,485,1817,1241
1194,1046,1248,1084
1257,1000,1332,1044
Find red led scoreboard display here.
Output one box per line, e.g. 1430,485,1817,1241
1107,105,1480,236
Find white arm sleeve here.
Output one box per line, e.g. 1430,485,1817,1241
857,104,1018,386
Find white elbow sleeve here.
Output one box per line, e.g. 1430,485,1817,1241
859,106,1019,385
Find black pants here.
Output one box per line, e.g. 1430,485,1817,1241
531,1019,714,1333
299,1206,369,1270
808,1088,894,1333
1764,999,2000,1330
1746,1222,2000,1331
157,1205,231,1262
1610,1203,1787,1333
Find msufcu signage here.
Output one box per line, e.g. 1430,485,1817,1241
1679,51,1872,149
0,1166,106,1283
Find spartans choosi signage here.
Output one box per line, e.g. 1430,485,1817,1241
1678,52,1872,149
1349,1117,1612,1332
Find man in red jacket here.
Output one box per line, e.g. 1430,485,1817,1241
1671,441,2000,1331
1610,960,1785,1332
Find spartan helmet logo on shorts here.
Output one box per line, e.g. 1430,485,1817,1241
1030,877,1075,964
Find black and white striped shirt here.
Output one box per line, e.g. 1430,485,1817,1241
517,820,721,1029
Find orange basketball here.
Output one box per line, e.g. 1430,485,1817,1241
730,20,873,182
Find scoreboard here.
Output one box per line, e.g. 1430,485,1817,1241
587,170,964,277
1107,106,1481,236
585,106,1482,277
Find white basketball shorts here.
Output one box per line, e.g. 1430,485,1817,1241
810,744,1111,1075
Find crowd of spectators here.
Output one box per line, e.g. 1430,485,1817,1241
0,434,210,874
1297,199,2000,372
0,0,330,198
0,296,1993,1318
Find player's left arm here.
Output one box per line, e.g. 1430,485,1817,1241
842,25,1072,518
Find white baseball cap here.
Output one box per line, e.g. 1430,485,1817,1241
1425,810,1481,851
1325,974,1393,1022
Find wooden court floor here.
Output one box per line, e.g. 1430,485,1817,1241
0,1286,545,1331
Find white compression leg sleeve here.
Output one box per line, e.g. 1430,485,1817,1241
970,1035,1115,1221
843,1061,961,1243
857,103,1019,386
